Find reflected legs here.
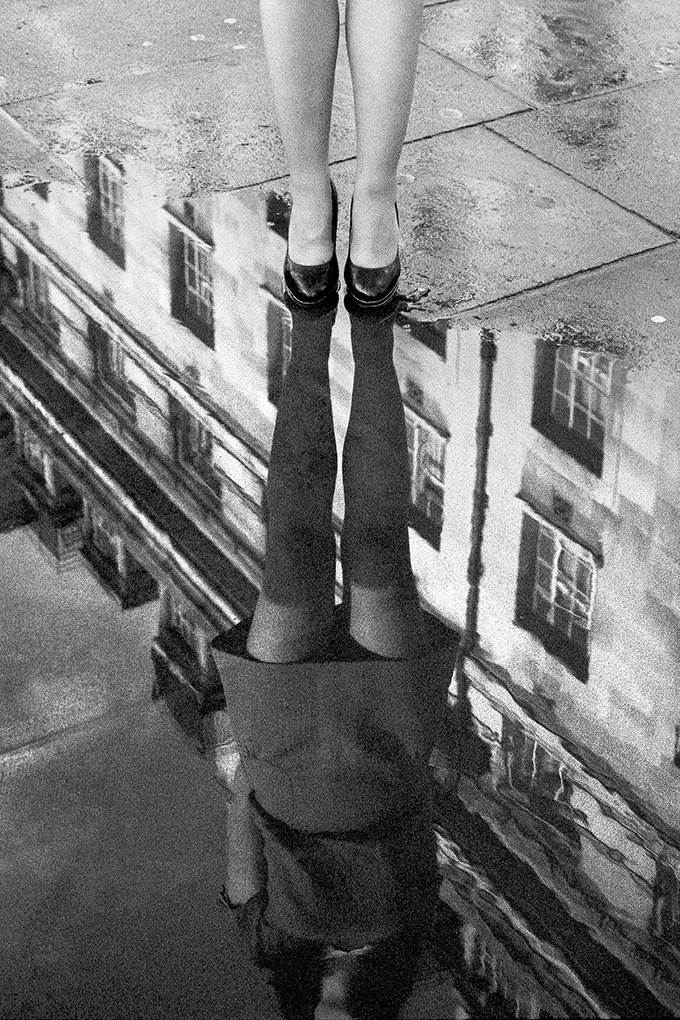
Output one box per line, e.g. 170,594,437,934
246,307,337,663
341,311,426,658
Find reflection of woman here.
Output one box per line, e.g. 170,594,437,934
212,300,456,1019
263,0,423,308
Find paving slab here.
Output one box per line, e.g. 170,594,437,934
0,0,260,104
324,126,670,320
0,527,159,752
490,75,680,237
0,108,77,186
3,42,528,194
422,0,680,106
0,0,444,105
467,239,680,374
0,700,281,1019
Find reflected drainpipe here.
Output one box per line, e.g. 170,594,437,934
453,326,497,706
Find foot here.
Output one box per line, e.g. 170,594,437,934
348,188,399,268
287,177,335,265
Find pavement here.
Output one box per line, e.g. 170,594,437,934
1,2,680,1018
1,0,679,327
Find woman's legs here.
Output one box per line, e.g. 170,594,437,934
259,0,340,265
341,309,426,659
345,0,423,268
246,304,338,663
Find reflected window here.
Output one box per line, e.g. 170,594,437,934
183,238,213,326
404,406,446,550
85,156,126,268
91,508,120,567
653,860,680,948
532,342,612,477
20,429,46,480
266,299,292,406
88,320,136,414
396,314,447,359
172,403,221,498
501,717,580,849
515,513,594,681
17,252,60,339
165,600,205,666
265,191,290,242
168,202,215,348
82,504,157,608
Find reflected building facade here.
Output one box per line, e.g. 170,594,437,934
1,154,679,1017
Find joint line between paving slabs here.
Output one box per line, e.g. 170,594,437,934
0,697,156,763
442,238,677,324
480,122,679,240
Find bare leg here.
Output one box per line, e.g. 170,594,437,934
341,309,426,658
259,0,340,265
345,0,423,267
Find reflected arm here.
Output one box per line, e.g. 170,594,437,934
225,763,267,905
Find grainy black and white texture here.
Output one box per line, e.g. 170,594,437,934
0,2,679,1018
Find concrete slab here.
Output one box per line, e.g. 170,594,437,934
0,109,76,186
0,0,261,104
465,238,680,374
0,701,281,1019
0,526,159,752
324,126,669,319
421,0,680,106
489,76,680,237
3,41,528,194
4,56,287,196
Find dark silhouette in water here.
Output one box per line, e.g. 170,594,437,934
212,297,456,1019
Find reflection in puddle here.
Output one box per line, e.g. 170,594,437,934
0,156,678,1017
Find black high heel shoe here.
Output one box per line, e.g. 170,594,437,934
283,180,339,308
344,200,400,308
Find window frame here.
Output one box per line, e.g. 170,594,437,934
532,341,612,477
85,155,126,269
87,318,136,415
403,403,448,550
515,508,597,682
167,211,215,348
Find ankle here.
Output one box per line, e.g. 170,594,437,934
289,172,332,203
352,177,398,206
348,188,399,268
287,176,336,264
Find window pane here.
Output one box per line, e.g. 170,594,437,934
575,559,592,595
551,392,570,425
532,590,552,622
590,420,604,452
573,375,590,412
553,362,572,398
535,561,553,594
570,622,589,652
538,529,556,560
572,406,589,438
575,351,593,378
555,347,574,370
552,604,572,636
593,355,612,392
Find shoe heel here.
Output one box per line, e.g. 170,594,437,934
283,181,340,308
344,201,400,308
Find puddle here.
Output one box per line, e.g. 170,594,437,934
0,157,678,1017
